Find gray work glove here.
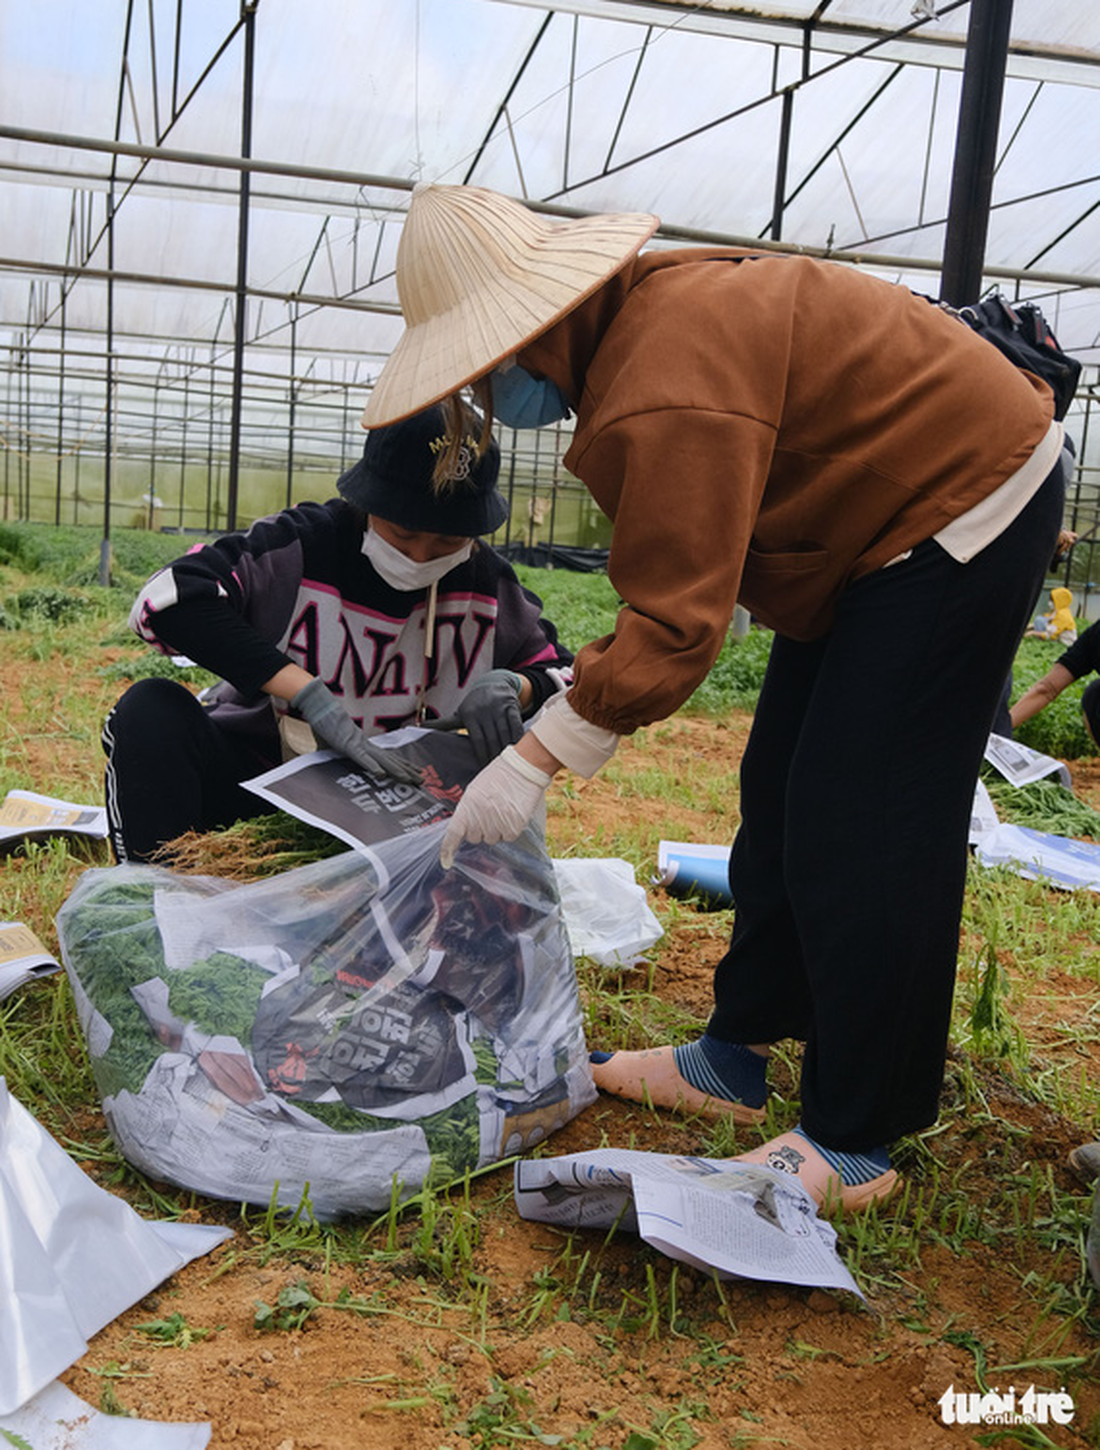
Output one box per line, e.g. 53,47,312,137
290,678,422,785
420,668,524,767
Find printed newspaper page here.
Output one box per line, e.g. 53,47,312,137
0,790,107,848
0,921,61,1002
242,729,480,853
515,1149,862,1295
984,733,1072,789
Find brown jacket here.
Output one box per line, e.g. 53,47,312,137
519,248,1054,736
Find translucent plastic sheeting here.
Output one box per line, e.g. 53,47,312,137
0,1077,232,1417
552,856,663,966
0,1380,211,1450
56,826,595,1217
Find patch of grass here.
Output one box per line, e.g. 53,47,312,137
132,1311,216,1348
3,585,96,625
4,525,1100,1437
97,653,217,687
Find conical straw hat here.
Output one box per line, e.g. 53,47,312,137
361,184,659,427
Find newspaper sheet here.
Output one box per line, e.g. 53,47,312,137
242,729,480,852
0,789,107,848
0,920,61,1001
984,733,1072,789
969,777,1000,845
514,1149,862,1296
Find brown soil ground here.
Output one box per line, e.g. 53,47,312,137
4,674,1100,1450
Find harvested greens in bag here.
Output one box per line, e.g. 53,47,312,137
56,822,594,1217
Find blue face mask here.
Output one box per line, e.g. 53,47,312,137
490,364,571,431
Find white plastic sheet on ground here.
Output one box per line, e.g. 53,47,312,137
0,1076,232,1423
551,857,663,966
972,738,1100,889
1,1380,212,1450
975,823,1100,891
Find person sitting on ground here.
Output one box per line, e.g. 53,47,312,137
103,402,572,863
1024,585,1078,645
1009,617,1100,745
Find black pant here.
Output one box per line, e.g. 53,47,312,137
708,462,1065,1150
103,678,279,862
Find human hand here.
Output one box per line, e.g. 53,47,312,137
421,669,524,765
440,745,553,868
290,677,422,785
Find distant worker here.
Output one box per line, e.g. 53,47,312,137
1010,618,1100,744
103,403,572,863
1025,585,1078,645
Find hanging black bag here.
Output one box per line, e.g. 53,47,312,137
946,293,1082,421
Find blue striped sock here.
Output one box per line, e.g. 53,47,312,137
673,1035,768,1109
793,1125,891,1185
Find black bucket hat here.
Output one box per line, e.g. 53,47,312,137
337,404,507,536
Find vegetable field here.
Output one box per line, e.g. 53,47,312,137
1,521,1099,1450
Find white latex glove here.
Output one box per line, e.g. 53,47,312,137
440,745,553,869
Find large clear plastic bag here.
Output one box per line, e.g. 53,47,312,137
56,823,594,1218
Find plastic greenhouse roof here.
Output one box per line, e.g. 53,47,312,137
0,0,1097,450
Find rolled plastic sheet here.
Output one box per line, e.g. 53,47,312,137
0,1077,232,1416
655,841,733,909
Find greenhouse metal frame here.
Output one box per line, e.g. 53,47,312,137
1,0,1097,589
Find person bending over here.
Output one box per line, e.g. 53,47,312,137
357,183,1066,1212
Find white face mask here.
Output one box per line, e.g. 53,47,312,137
361,527,473,592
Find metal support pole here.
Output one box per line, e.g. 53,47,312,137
17,333,28,518
206,344,216,532
940,0,1014,306
340,378,351,474
178,367,189,530
285,301,297,510
148,368,160,526
101,0,136,584
54,285,66,525
73,395,81,524
3,365,11,519
770,89,794,242
101,210,115,583
225,0,257,532
503,433,518,549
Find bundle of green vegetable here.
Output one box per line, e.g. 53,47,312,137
982,771,1100,839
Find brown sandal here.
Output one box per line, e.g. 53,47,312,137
590,1046,766,1124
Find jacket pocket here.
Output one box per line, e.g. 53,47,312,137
739,544,838,641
